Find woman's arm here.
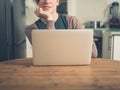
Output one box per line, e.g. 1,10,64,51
66,15,98,58
25,23,38,44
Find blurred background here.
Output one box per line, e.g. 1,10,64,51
0,0,120,61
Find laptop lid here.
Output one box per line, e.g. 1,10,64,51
32,29,93,65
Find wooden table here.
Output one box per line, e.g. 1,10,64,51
0,58,120,90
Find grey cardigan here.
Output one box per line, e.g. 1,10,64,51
25,15,98,57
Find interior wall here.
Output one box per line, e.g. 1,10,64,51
68,0,107,24
68,0,120,24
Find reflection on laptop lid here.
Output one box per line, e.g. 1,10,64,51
32,29,93,65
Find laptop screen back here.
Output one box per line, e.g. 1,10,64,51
32,29,93,65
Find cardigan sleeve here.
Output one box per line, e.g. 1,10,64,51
25,23,38,44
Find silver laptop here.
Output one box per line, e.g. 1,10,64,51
32,29,93,65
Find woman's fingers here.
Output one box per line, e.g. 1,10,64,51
34,7,54,21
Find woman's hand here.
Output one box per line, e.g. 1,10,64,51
35,7,54,21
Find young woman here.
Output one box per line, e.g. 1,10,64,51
25,0,98,57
